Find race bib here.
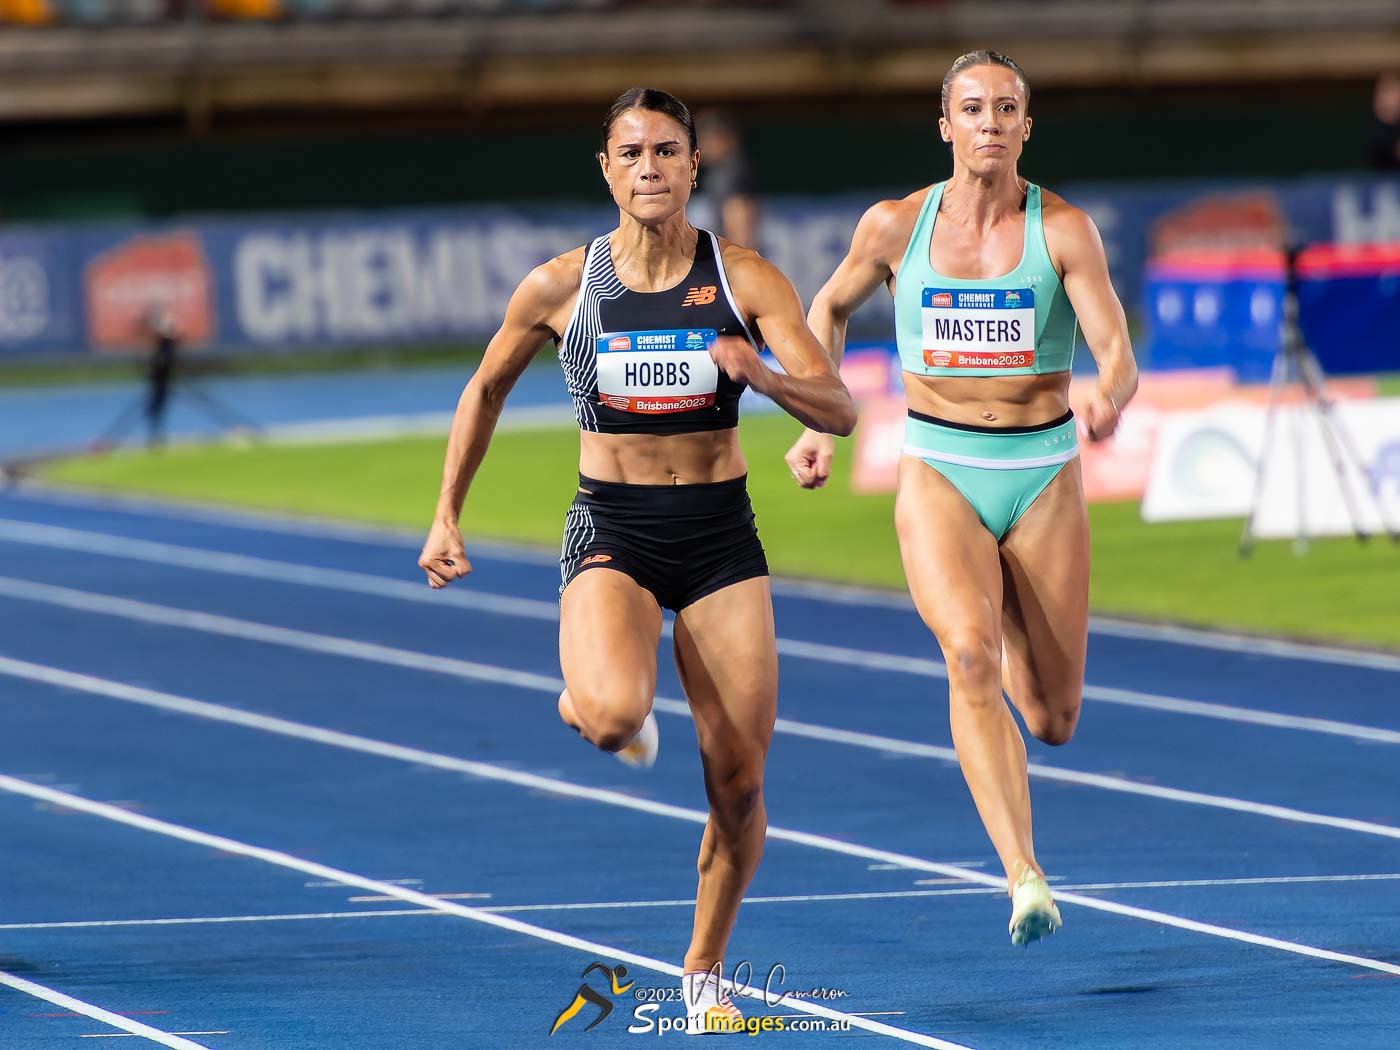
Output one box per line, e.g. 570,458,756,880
595,328,719,413
921,287,1035,370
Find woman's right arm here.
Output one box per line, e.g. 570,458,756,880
786,200,907,488
419,253,579,588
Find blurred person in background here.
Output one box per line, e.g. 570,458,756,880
692,109,760,247
1367,72,1400,171
144,305,180,447
419,88,854,1032
787,50,1138,947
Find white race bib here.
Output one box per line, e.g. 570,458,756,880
595,328,719,413
921,287,1036,370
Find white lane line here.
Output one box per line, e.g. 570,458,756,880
1081,685,1400,744
345,893,490,902
772,639,1400,745
79,1034,229,1040
489,892,992,911
760,708,1400,840
305,878,422,888
0,971,213,1049
11,872,1400,932
9,487,1400,672
0,775,971,1050
2,661,1398,977
4,621,1398,843
774,575,1400,671
0,519,1392,744
0,518,559,619
5,484,557,563
0,910,439,931
0,577,561,694
1081,615,1400,672
1055,874,1400,891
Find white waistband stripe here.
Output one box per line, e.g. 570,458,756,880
901,444,1080,470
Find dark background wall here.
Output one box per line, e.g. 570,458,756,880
0,81,1377,222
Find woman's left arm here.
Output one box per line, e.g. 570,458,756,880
1051,203,1139,443
709,248,857,436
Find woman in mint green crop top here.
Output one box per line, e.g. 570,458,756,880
787,51,1139,948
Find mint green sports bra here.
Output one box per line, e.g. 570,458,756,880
894,181,1078,378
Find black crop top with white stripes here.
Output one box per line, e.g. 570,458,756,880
556,229,755,434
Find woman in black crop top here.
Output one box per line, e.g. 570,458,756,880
419,88,854,1027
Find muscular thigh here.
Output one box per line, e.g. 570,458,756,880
672,576,777,759
559,567,664,713
895,456,1003,650
998,458,1089,720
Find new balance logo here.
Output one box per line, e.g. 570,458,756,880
681,285,717,307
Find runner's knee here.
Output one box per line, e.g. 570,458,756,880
942,632,1002,697
1002,671,1081,745
565,685,650,752
704,757,765,832
591,711,648,753
1024,706,1079,746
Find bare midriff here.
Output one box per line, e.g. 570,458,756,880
904,369,1071,428
578,427,746,485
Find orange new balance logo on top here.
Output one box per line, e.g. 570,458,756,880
681,285,717,307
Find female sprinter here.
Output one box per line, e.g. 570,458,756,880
419,88,855,1027
786,51,1138,946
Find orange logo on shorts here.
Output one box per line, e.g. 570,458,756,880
580,553,613,566
681,285,717,307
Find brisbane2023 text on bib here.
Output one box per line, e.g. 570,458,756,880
921,288,1036,371
595,328,720,414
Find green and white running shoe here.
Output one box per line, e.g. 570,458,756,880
1009,866,1062,946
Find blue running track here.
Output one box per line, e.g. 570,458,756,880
0,483,1397,1048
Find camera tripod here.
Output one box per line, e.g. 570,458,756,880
1238,248,1399,557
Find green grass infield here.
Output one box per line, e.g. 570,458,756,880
41,410,1400,650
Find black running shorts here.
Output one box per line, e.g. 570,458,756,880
559,473,769,613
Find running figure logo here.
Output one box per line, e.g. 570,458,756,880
681,285,717,307
550,962,634,1035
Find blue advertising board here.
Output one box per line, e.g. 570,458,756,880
0,174,1396,371
0,230,83,356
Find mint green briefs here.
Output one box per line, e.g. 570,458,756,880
902,409,1079,541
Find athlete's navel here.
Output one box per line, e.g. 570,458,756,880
981,411,998,423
